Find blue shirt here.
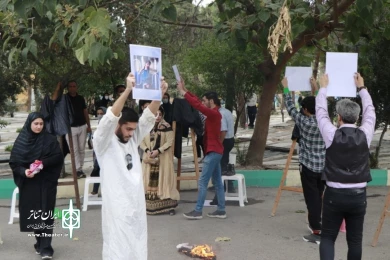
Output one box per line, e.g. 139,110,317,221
219,107,234,139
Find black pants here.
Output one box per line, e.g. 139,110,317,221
196,134,204,158
300,164,324,231
34,229,54,255
320,187,366,260
212,138,235,202
247,106,257,127
90,156,100,193
221,138,234,172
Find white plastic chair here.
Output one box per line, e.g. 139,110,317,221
222,174,248,207
8,187,19,224
82,177,102,211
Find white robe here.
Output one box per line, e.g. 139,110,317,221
93,107,156,260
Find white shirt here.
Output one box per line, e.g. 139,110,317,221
247,93,257,107
93,107,156,260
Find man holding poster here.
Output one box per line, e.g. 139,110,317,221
316,73,375,260
282,77,325,245
93,72,168,260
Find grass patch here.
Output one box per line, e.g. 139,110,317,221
5,145,13,152
16,128,22,133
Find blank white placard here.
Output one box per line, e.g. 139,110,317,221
325,52,358,97
285,67,312,91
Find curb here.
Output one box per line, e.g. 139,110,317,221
0,169,388,199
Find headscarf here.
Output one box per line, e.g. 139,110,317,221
10,112,47,166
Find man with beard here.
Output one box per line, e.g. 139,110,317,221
93,73,168,260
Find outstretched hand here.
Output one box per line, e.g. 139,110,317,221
319,74,329,88
160,77,168,95
281,77,288,88
176,78,187,95
126,73,135,90
354,73,365,88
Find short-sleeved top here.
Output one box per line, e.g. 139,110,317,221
219,107,234,139
68,93,87,127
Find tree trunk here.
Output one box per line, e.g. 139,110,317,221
246,75,280,166
239,93,246,128
234,108,243,136
371,121,389,168
225,69,235,111
27,84,32,111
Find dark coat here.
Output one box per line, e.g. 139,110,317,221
9,113,63,232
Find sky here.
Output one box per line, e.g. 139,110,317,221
193,0,214,7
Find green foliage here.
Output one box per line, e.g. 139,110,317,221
235,143,248,166
5,144,13,152
181,37,263,105
0,119,9,129
16,127,22,133
1,1,118,68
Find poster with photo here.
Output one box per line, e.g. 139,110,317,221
129,44,162,100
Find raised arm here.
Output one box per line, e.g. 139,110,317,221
93,73,135,154
281,77,309,129
355,73,376,146
177,78,220,119
315,74,336,148
132,78,168,146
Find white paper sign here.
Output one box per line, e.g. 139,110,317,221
325,52,358,97
285,67,312,91
129,44,162,101
172,65,181,81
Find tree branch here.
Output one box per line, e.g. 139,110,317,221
142,15,214,29
277,0,356,70
29,55,59,79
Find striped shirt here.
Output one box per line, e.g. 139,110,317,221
284,94,325,173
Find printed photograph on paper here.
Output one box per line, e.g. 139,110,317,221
129,44,162,100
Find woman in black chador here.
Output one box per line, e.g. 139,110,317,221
9,112,63,260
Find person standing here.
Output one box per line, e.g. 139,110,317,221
282,76,326,244
64,80,91,178
177,79,226,220
316,73,375,260
141,106,180,215
9,112,63,260
162,93,173,124
246,93,257,129
89,107,106,197
196,111,206,160
93,73,167,260
211,106,235,205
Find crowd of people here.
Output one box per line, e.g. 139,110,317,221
9,71,374,260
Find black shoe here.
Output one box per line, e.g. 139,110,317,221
77,171,86,179
221,171,228,176
226,164,236,176
207,210,227,219
303,233,321,245
183,210,203,220
34,244,40,255
41,255,53,260
210,200,218,206
169,209,175,216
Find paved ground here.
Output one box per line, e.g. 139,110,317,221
1,187,390,260
2,111,390,179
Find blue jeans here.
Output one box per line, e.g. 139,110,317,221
195,152,225,212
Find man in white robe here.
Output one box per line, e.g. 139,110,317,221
93,73,168,260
